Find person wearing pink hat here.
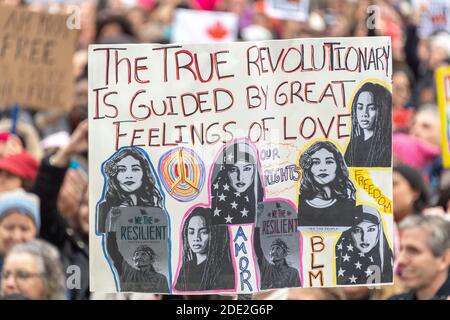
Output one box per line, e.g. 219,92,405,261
393,132,441,171
0,151,39,193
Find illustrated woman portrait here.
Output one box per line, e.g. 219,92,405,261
174,207,235,291
210,140,264,225
96,147,169,293
297,141,357,227
335,205,394,285
344,82,392,167
97,147,163,233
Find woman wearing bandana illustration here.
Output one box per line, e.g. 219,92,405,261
209,140,264,225
335,205,393,285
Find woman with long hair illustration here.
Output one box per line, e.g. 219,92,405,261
298,141,358,227
174,207,235,291
97,147,163,233
344,82,392,167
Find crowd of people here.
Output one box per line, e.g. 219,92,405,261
0,0,450,300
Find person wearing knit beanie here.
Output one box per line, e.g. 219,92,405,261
0,152,39,193
0,189,40,265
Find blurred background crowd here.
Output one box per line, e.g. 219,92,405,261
0,0,450,301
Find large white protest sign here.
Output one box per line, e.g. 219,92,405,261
89,37,393,294
171,9,239,44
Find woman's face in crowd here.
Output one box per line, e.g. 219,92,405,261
309,148,337,185
187,216,209,255
393,71,411,108
1,252,45,300
393,171,419,222
410,110,442,148
351,220,380,254
115,155,143,193
356,91,377,131
227,160,255,193
0,212,37,256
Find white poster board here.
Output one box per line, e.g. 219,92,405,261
89,37,393,294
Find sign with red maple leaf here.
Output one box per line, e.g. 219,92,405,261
207,21,229,40
171,9,238,44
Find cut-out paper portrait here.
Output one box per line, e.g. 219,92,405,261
344,82,392,167
297,141,358,227
254,201,301,290
174,207,235,291
210,140,264,225
105,207,170,293
97,147,163,234
335,205,393,285
97,147,170,293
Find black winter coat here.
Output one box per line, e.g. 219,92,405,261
33,156,90,300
